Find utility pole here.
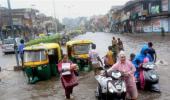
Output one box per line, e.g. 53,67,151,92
0,5,3,41
53,0,58,33
7,0,20,67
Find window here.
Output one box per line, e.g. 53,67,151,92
150,5,160,14
3,39,15,44
73,44,90,55
24,50,47,62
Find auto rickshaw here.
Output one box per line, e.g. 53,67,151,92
66,40,93,72
23,43,62,84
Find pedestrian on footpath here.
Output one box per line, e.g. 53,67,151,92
161,27,165,37
18,39,25,67
58,54,79,100
89,44,103,75
117,38,124,52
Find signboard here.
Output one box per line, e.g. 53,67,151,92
134,4,142,12
12,18,22,25
162,0,168,11
153,26,161,32
24,13,30,19
143,26,152,32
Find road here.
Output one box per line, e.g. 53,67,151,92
0,32,170,100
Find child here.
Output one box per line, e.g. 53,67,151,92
130,53,136,62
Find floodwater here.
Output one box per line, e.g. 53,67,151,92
0,32,170,100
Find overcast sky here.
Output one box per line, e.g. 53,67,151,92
0,0,128,21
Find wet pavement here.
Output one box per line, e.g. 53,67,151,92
0,32,170,100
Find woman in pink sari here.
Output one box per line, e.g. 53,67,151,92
108,51,138,100
58,54,79,99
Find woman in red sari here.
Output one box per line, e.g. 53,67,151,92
58,54,79,99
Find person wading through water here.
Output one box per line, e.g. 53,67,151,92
89,44,103,75
148,42,157,62
112,36,118,62
104,46,116,69
18,39,25,67
117,38,124,52
58,54,79,100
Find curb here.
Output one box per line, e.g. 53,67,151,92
14,66,23,71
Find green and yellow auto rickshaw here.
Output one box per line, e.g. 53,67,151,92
23,43,62,84
66,40,93,72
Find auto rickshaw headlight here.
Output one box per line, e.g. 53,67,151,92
76,59,81,63
37,66,42,70
84,59,89,63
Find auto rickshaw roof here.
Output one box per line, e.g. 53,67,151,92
66,40,93,46
24,43,60,51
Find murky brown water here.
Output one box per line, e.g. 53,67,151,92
0,32,170,100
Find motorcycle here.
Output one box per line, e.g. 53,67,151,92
95,69,126,100
137,62,160,92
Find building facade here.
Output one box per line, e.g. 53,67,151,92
0,7,39,39
110,0,170,33
0,7,62,40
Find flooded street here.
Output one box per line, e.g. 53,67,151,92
0,32,170,100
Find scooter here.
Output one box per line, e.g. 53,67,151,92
95,69,126,100
138,62,160,92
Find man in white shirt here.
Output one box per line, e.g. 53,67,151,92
89,44,103,75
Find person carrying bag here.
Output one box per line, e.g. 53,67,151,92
58,54,79,100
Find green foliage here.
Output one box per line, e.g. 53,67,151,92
26,30,83,46
26,34,61,46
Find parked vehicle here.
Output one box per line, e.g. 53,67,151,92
137,62,160,92
95,70,126,100
66,40,93,72
1,37,21,54
23,43,62,84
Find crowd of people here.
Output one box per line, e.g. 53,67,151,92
87,36,157,100
104,36,124,68
58,36,157,100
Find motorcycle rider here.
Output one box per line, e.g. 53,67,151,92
132,44,152,79
108,51,138,100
